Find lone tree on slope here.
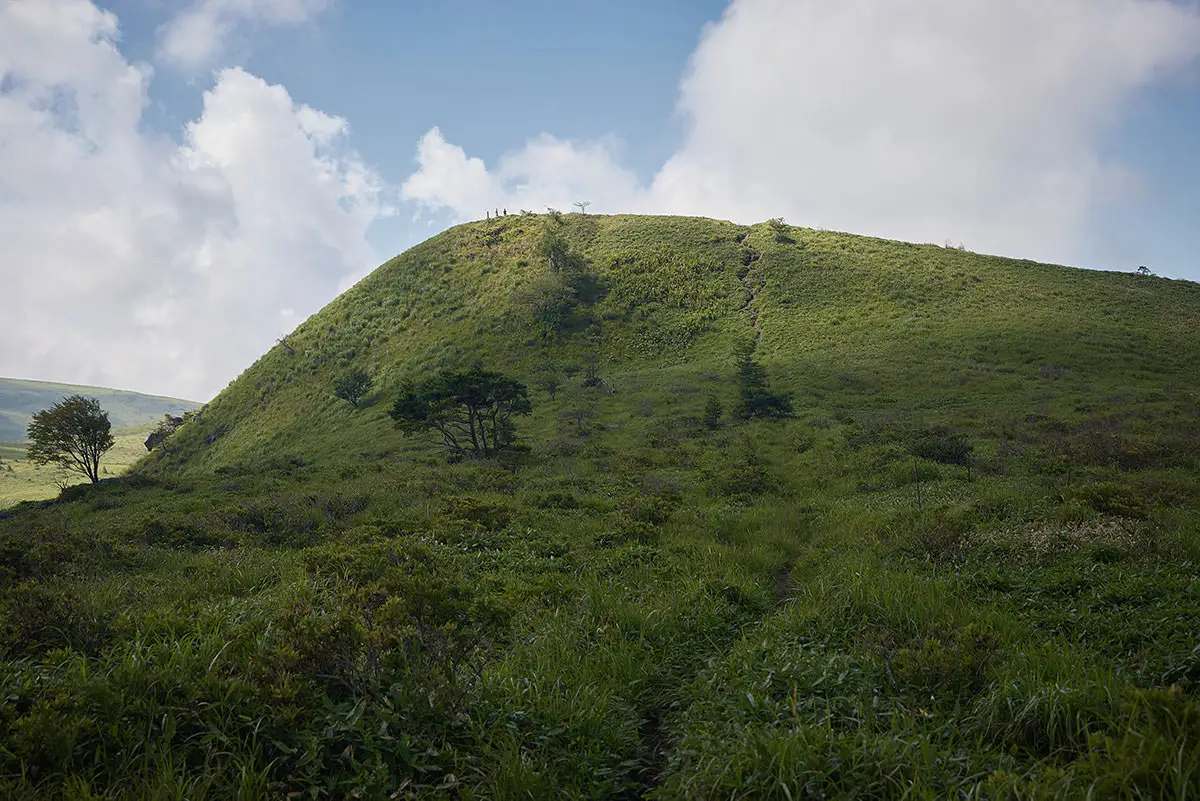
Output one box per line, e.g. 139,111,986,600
144,413,184,451
536,220,571,273
733,344,792,420
334,369,373,408
26,394,115,484
390,368,532,457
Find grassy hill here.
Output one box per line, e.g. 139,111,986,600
0,378,200,507
1,214,1198,798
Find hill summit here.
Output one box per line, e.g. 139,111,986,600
144,213,1199,479
4,214,1200,798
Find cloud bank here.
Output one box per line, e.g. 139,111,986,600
158,0,334,71
0,0,386,400
404,0,1200,267
401,128,642,219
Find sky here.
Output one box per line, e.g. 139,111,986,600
2,0,1198,402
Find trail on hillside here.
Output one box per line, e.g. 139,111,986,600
738,236,764,349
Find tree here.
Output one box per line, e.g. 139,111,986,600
767,217,793,243
390,368,532,457
704,393,723,429
144,413,184,451
581,351,603,388
334,369,373,407
536,226,571,273
26,395,115,484
534,365,563,399
573,200,591,214
734,345,792,419
559,384,601,436
522,273,578,340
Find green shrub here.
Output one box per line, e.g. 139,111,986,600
893,622,1001,698
1,582,113,655
1074,482,1146,518
703,393,723,429
911,426,973,466
1082,686,1200,798
442,496,512,531
536,491,579,510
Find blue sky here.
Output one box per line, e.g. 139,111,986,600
106,0,730,258
1,0,1198,400
1088,76,1200,274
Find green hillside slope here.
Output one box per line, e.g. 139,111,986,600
2,215,1199,799
142,213,1200,479
0,377,200,442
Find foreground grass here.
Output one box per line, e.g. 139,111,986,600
2,411,1197,798
1,215,1197,798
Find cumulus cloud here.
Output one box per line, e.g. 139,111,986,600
401,128,642,218
402,0,1200,267
0,0,388,400
158,0,333,70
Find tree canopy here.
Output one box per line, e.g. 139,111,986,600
26,394,115,484
390,368,532,457
144,413,184,452
734,346,793,420
334,369,373,407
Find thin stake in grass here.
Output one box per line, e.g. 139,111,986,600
914,454,922,514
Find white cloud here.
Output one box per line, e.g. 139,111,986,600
158,0,333,70
402,0,1200,267
401,127,642,219
0,0,388,400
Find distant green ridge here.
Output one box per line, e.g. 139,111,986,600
0,377,201,443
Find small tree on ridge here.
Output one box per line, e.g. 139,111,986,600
734,345,792,420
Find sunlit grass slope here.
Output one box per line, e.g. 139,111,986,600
0,378,200,507
0,425,160,507
2,214,1199,799
144,214,1200,480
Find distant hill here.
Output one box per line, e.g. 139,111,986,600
0,377,200,443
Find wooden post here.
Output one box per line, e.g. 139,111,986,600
914,455,922,513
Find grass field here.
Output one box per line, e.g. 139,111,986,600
0,426,159,508
0,215,1197,798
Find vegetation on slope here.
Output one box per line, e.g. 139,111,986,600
1,214,1198,798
